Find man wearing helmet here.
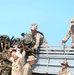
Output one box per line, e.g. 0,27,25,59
62,17,74,48
30,23,48,50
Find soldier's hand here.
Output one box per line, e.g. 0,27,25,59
9,48,16,52
71,42,74,48
62,40,65,44
9,48,12,52
26,48,32,51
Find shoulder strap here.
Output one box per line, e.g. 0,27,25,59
37,31,44,37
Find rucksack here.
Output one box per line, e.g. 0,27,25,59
0,35,10,50
37,31,44,37
0,35,10,41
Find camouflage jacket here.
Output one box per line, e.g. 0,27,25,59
63,25,74,43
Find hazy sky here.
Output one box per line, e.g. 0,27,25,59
0,0,74,45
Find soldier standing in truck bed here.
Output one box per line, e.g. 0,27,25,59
62,17,74,48
30,23,48,50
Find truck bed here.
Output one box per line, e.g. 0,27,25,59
32,45,74,75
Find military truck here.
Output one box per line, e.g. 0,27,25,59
0,34,74,75
32,44,74,75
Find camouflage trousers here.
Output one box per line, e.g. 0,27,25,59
0,68,11,75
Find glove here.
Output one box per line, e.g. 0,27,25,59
62,40,65,44
71,42,74,48
26,48,32,51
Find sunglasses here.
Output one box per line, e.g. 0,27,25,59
61,64,67,66
71,21,74,23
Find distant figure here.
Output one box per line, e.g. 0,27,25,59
58,60,71,75
62,17,74,48
23,55,37,75
30,23,48,50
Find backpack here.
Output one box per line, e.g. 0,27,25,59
37,31,44,37
0,35,10,41
0,35,10,50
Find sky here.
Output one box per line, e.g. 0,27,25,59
0,0,74,45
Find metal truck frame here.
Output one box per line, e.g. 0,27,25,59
32,44,74,75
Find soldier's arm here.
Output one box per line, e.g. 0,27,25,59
9,48,16,52
7,49,14,62
19,51,26,65
62,28,71,43
6,48,15,59
8,57,14,62
19,50,26,58
32,33,41,50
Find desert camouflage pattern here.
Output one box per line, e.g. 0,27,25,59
63,17,74,46
23,63,32,75
58,68,71,75
31,31,48,50
0,33,37,75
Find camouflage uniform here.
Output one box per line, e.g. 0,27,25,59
8,50,26,75
62,17,74,47
23,63,32,75
58,61,71,75
23,56,37,75
32,32,48,49
30,23,48,50
58,68,71,75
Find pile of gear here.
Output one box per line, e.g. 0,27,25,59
0,33,35,75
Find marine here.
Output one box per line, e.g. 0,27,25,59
30,23,48,50
58,60,71,75
62,17,74,48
